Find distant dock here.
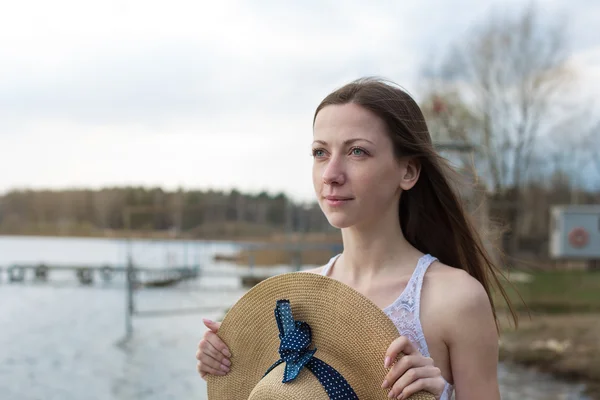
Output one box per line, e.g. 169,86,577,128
0,263,293,288
0,264,200,287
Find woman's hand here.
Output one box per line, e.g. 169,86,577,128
382,336,445,399
196,318,232,380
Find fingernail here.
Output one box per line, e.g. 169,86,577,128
387,391,395,398
222,358,231,367
397,394,404,400
220,364,230,372
222,348,231,357
203,318,214,324
384,356,390,368
381,380,389,389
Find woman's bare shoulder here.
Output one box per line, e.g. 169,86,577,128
429,261,486,290
427,261,494,320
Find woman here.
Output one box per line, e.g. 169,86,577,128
196,77,516,399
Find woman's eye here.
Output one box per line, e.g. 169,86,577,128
351,148,365,156
312,149,325,157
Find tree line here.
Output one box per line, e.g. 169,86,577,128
0,187,334,239
0,179,597,256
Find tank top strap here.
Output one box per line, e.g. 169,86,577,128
412,254,438,320
320,253,341,276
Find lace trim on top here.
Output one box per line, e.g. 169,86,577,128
320,254,455,400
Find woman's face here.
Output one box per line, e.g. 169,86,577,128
312,103,416,229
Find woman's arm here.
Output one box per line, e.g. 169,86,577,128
443,271,501,400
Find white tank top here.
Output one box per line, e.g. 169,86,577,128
320,253,454,400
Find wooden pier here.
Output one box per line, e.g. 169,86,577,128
1,241,342,340
0,264,200,286
0,262,299,287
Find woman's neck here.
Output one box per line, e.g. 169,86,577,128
338,213,423,284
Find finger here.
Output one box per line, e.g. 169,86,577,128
198,338,231,372
196,340,229,366
204,329,232,358
197,360,228,378
202,318,222,333
199,349,229,374
382,355,423,388
385,336,416,368
199,337,231,369
388,366,438,398
198,333,225,361
396,377,440,399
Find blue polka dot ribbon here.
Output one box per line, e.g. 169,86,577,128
262,300,359,399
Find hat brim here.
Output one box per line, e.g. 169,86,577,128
207,272,435,400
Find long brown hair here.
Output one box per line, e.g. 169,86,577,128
313,77,517,329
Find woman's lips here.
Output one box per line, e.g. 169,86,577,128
324,196,353,206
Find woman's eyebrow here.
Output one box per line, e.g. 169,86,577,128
312,138,375,146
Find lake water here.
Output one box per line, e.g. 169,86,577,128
0,236,591,400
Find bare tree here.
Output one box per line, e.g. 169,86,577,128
93,189,116,230
423,4,579,256
167,188,185,235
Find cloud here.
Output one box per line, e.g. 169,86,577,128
0,0,413,127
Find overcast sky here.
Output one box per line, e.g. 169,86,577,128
1,0,599,202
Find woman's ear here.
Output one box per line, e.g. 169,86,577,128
399,158,421,191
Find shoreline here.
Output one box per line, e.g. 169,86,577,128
499,313,600,398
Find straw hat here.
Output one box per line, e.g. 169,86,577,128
206,272,435,399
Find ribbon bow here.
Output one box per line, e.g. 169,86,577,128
262,300,359,399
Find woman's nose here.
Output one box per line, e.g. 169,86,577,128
322,157,346,186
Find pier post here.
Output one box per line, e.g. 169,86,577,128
125,254,135,338
34,264,49,281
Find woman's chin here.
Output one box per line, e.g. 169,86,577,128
325,214,356,229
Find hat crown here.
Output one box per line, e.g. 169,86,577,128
249,363,329,399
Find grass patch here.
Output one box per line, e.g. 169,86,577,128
494,269,600,314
